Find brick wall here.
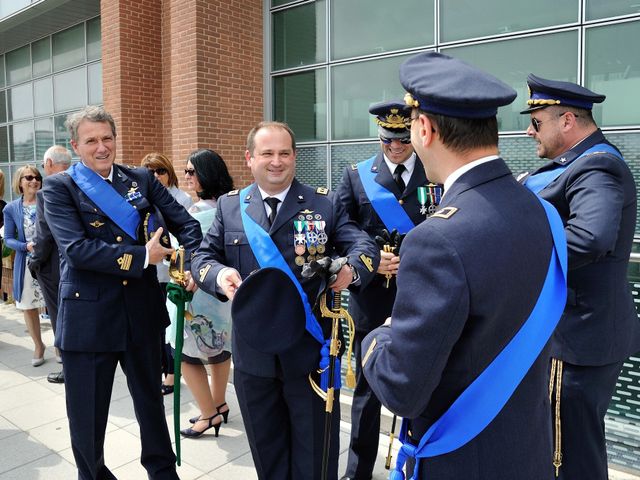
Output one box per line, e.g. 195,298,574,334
101,0,263,191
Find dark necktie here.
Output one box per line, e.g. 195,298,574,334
264,197,280,226
393,164,406,192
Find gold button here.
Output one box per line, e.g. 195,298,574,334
133,205,137,209
399,199,404,205
122,280,128,286
233,238,239,244
74,292,80,298
116,236,123,242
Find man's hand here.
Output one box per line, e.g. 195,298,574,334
330,264,352,292
183,271,198,292
26,241,35,253
377,249,400,276
219,268,242,300
146,228,174,265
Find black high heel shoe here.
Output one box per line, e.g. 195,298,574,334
189,403,230,424
180,413,222,438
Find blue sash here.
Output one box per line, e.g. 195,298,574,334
525,143,622,194
357,156,415,234
238,185,324,345
390,196,567,480
67,163,140,240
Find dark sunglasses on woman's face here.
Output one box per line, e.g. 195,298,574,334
22,175,42,182
184,168,196,176
379,135,412,145
148,167,168,175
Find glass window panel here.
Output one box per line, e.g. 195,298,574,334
54,113,73,152
52,23,86,72
32,37,51,77
331,54,412,141
332,0,434,60
87,17,102,61
330,143,379,189
34,77,53,116
54,67,87,112
9,121,34,163
35,118,54,162
0,90,5,123
88,62,103,105
272,0,294,6
274,69,327,142
586,1,640,20
0,126,8,163
8,83,33,121
442,31,579,131
585,21,640,127
296,146,327,187
440,0,578,42
0,0,31,19
6,45,31,85
272,0,326,70
0,55,5,88
0,165,9,201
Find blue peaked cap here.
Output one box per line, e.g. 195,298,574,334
368,100,411,138
520,73,606,113
400,52,517,119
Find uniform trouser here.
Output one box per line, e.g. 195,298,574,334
35,270,58,333
62,345,178,480
234,368,340,480
554,360,624,480
344,329,382,479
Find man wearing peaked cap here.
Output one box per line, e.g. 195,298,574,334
520,74,640,480
361,52,565,479
334,100,440,480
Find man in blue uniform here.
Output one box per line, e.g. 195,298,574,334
520,75,640,479
335,101,440,480
361,52,566,479
43,106,202,480
191,121,379,480
28,145,71,384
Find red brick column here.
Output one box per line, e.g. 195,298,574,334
102,0,264,188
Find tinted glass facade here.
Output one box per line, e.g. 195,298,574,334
0,16,101,201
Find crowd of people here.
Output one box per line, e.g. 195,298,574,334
0,50,637,480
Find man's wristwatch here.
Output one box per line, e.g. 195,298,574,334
349,263,360,284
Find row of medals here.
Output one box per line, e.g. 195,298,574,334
294,212,328,266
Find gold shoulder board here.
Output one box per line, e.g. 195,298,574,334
350,164,358,171
316,187,328,195
228,189,239,196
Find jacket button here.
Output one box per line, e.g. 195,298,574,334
398,199,404,205
122,280,128,286
75,292,80,298
233,238,239,244
116,236,123,242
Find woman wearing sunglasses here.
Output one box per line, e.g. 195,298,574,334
141,152,193,396
3,165,47,366
167,148,235,438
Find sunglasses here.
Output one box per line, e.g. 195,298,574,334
148,167,168,175
22,175,42,182
380,135,412,145
184,168,196,176
531,112,580,133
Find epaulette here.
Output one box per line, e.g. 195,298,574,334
316,187,328,195
127,164,136,169
431,207,458,219
228,189,239,196
350,164,358,171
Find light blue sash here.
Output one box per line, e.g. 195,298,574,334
238,185,324,345
357,156,415,234
67,163,140,240
525,143,622,194
390,196,567,480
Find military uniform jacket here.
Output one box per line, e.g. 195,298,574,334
191,179,379,379
362,159,554,479
43,164,202,352
531,129,640,366
335,152,430,332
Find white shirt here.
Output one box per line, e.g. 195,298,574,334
383,152,416,186
257,184,291,219
442,155,500,201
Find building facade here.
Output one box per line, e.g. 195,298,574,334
1,0,640,473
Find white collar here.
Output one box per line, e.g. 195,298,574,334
442,155,500,200
383,152,416,177
257,184,291,203
83,161,114,182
